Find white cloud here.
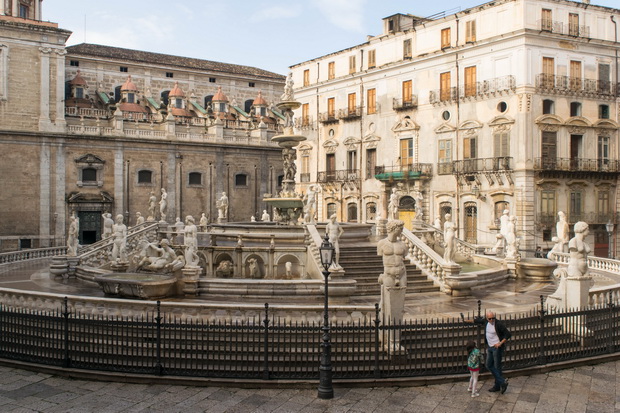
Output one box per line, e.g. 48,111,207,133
250,5,302,22
312,0,366,32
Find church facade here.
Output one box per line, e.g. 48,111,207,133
290,0,620,256
0,1,286,251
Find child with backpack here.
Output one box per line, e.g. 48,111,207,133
467,340,482,397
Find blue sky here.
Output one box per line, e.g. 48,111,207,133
46,0,619,75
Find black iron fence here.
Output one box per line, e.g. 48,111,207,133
1,298,619,380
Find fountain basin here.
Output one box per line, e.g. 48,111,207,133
94,273,177,300
516,258,558,281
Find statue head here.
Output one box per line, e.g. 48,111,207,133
574,221,589,234
445,213,451,221
386,220,404,235
136,212,141,217
115,214,124,224
558,211,566,219
185,215,194,224
330,213,337,222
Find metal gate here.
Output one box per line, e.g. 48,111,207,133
464,202,477,243
78,211,102,244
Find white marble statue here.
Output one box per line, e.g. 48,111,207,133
248,258,260,279
135,211,145,226
183,215,199,267
217,192,229,220
250,215,256,222
281,72,294,101
67,215,79,256
102,213,114,238
326,214,344,269
505,215,518,260
413,190,424,221
159,188,168,222
443,213,457,264
285,261,293,278
148,191,157,221
547,236,563,259
567,221,591,278
200,213,208,228
388,188,399,221
556,211,570,253
499,209,510,240
303,184,318,224
110,214,127,263
261,210,270,222
433,217,442,231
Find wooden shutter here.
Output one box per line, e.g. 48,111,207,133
440,72,451,101
367,88,376,114
327,98,335,117
348,93,356,112
464,66,476,97
328,62,335,80
368,50,376,69
402,80,412,103
441,28,451,48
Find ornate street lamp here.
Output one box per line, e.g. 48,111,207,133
318,233,334,399
606,220,615,259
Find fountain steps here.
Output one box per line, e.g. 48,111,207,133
338,246,440,296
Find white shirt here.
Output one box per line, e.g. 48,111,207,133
486,322,500,347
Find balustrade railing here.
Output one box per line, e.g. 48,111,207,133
534,157,620,173
400,227,453,286
538,19,590,37
452,157,512,174
338,106,363,120
430,76,516,104
0,247,68,265
392,96,418,111
317,169,360,183
535,74,617,97
374,164,433,180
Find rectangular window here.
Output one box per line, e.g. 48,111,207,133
120,66,128,73
327,97,335,118
569,13,579,36
302,103,309,126
494,132,510,157
599,105,610,119
570,191,583,217
598,190,610,216
542,57,555,88
541,131,557,165
70,60,79,67
463,136,477,159
403,39,412,59
328,62,335,80
466,20,476,43
368,49,376,69
75,87,84,99
249,82,255,87
400,138,414,167
441,28,451,49
542,9,552,31
438,139,452,163
570,60,582,90
19,4,28,18
347,150,357,171
440,72,451,101
303,69,310,87
166,72,173,78
402,80,412,104
598,63,611,93
366,148,377,179
209,77,216,83
301,155,310,175
367,88,376,114
347,93,356,113
464,66,477,97
541,190,556,216
349,55,356,74
326,154,336,181
598,136,610,167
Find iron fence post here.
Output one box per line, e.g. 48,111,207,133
262,303,270,380
538,295,547,364
63,296,70,368
155,301,163,375
373,303,380,379
608,292,615,354
476,300,482,349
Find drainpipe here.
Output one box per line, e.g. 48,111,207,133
612,15,618,257
455,17,462,239
359,50,364,223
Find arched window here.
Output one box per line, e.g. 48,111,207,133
204,95,213,109
347,203,358,222
188,172,202,186
82,168,97,182
494,201,509,227
327,203,337,219
542,99,554,115
366,202,377,222
138,170,152,184
439,202,452,225
235,174,248,187
464,202,478,243
114,85,121,103
399,196,415,211
161,90,170,107
244,99,253,114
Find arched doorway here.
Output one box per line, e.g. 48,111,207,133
399,196,415,230
347,203,358,222
464,202,477,243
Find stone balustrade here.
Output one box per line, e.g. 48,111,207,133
0,247,67,265
401,227,458,286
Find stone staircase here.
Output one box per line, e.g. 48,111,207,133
338,244,440,296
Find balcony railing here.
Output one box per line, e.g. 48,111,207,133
294,116,313,129
536,74,618,98
318,112,338,124
450,157,513,174
430,76,516,104
338,106,363,121
392,96,418,111
317,169,359,183
538,19,590,37
374,164,433,181
534,158,620,174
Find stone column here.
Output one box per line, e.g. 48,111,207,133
54,49,67,128
55,144,66,246
38,47,52,130
39,142,51,247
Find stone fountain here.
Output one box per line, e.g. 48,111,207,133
263,73,305,225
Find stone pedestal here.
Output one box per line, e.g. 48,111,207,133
110,261,129,273
182,266,201,296
380,285,407,354
49,256,69,278
548,269,594,339
376,219,388,238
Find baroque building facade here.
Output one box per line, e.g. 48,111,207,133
0,2,286,251
291,0,620,257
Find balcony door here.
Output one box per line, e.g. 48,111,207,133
326,153,336,181
464,202,477,244
570,135,582,169
541,131,557,168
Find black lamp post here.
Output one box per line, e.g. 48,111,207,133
317,233,334,399
606,220,615,259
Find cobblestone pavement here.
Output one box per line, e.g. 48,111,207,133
0,360,617,413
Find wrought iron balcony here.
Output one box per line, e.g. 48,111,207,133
450,157,513,174
294,116,313,130
429,76,516,104
318,112,339,124
338,106,363,121
317,169,359,183
536,74,618,98
538,19,590,37
392,96,418,111
374,164,433,181
534,158,620,174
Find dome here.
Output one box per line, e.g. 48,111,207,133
70,70,88,87
253,90,267,106
169,81,185,98
121,75,138,92
212,86,228,102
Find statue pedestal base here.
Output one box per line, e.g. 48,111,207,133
548,270,594,339
110,262,129,273
380,285,407,355
182,266,201,296
376,219,388,238
50,256,71,278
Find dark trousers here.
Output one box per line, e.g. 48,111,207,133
486,346,506,388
